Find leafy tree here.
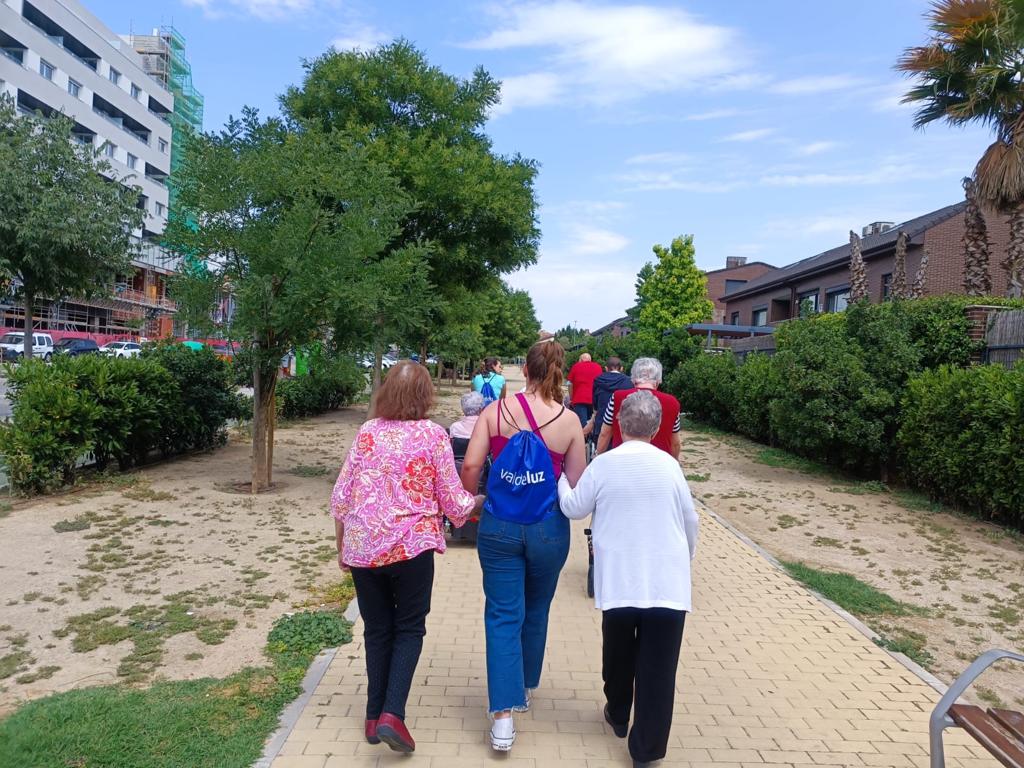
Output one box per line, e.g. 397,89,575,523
479,281,540,359
165,109,410,491
898,0,1024,296
635,235,713,345
282,41,541,370
625,262,654,323
0,97,144,358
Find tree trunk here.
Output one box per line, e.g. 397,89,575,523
1005,203,1024,299
419,338,428,365
251,363,277,493
23,290,33,360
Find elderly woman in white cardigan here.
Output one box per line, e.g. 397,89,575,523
557,390,699,768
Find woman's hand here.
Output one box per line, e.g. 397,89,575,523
337,551,350,573
474,494,486,511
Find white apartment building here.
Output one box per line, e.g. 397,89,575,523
0,0,182,337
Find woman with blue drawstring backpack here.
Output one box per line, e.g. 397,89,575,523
460,341,586,752
471,357,506,406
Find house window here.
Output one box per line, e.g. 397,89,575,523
724,279,748,294
752,307,768,327
103,142,116,158
126,153,137,170
130,83,141,99
797,289,820,317
39,59,54,80
67,78,81,98
155,201,166,216
730,311,740,325
826,287,851,313
882,273,893,300
158,138,168,154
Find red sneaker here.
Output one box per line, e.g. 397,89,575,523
365,719,380,745
376,712,415,753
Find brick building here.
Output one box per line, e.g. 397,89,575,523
705,257,777,323
722,202,1012,326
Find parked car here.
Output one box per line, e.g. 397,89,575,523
99,341,142,359
53,338,100,357
207,342,236,362
0,331,54,362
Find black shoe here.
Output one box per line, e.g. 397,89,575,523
603,704,628,738
632,762,654,768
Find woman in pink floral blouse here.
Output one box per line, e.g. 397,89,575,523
331,360,481,755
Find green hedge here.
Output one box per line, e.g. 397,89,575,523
275,358,364,420
0,344,240,493
898,364,1024,524
668,296,1024,525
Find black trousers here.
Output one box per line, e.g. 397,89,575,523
602,607,687,763
350,550,434,720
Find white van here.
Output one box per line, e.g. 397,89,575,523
0,331,55,361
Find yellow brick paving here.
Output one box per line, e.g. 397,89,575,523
270,510,997,768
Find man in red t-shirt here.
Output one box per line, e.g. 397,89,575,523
596,357,681,458
567,353,603,427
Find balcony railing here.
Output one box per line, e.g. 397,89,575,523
92,107,150,146
112,286,177,311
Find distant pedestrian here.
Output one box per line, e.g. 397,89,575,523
331,361,483,754
567,352,602,427
472,357,506,406
460,341,586,752
596,357,681,459
558,390,699,768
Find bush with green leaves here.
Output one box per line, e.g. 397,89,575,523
731,352,780,443
665,351,737,430
266,610,352,671
898,363,1024,525
0,345,239,493
276,357,364,420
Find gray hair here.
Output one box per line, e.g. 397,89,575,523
619,390,662,438
630,357,663,385
460,391,485,416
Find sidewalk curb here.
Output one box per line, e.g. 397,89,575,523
696,499,950,696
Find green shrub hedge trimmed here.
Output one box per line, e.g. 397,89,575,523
275,358,364,420
0,344,240,493
666,351,736,430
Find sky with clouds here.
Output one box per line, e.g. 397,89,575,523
91,0,995,331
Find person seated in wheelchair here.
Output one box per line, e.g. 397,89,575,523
448,392,489,540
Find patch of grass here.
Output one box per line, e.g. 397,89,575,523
680,418,731,437
776,514,804,529
827,480,888,495
894,489,942,513
812,536,845,549
287,464,330,477
874,626,935,668
782,561,914,617
53,515,92,533
122,485,177,503
0,650,34,680
0,610,352,768
184,652,204,661
299,577,356,612
685,473,710,483
988,605,1021,626
754,448,831,476
0,501,12,518
15,665,60,685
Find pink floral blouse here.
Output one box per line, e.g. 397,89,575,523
331,418,476,568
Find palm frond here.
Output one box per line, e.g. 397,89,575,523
975,138,1024,210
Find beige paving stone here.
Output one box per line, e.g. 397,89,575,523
270,511,1001,768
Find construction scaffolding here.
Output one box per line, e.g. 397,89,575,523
129,26,204,211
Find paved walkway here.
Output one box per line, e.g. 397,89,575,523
269,505,998,768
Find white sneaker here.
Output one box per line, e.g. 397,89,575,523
512,688,534,713
490,716,516,751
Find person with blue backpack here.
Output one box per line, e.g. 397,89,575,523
472,357,506,406
460,340,587,753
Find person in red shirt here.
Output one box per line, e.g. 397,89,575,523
567,353,603,427
596,357,681,459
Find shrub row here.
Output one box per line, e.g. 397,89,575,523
0,344,241,493
275,358,365,420
663,297,1024,526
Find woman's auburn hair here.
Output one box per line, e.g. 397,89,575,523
524,340,565,404
372,360,434,421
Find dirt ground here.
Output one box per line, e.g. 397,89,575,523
0,383,468,716
677,424,1024,709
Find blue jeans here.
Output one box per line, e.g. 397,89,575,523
477,508,570,713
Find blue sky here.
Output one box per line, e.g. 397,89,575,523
92,0,995,331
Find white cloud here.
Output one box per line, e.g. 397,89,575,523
494,73,565,115
617,169,745,192
183,0,325,20
332,24,391,51
759,161,947,187
795,140,840,156
684,108,743,121
721,128,773,142
567,226,630,256
769,74,867,95
625,151,691,166
467,1,747,112
508,260,638,330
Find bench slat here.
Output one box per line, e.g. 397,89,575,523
950,704,1024,768
992,709,1024,743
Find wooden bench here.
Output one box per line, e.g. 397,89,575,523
930,649,1024,767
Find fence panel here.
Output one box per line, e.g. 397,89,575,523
985,309,1024,368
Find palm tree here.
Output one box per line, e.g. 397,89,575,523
892,230,910,299
849,230,869,301
961,176,993,295
898,0,1024,297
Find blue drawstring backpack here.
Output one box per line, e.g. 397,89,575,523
484,394,559,525
480,374,498,406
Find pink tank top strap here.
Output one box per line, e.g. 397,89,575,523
515,392,543,436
